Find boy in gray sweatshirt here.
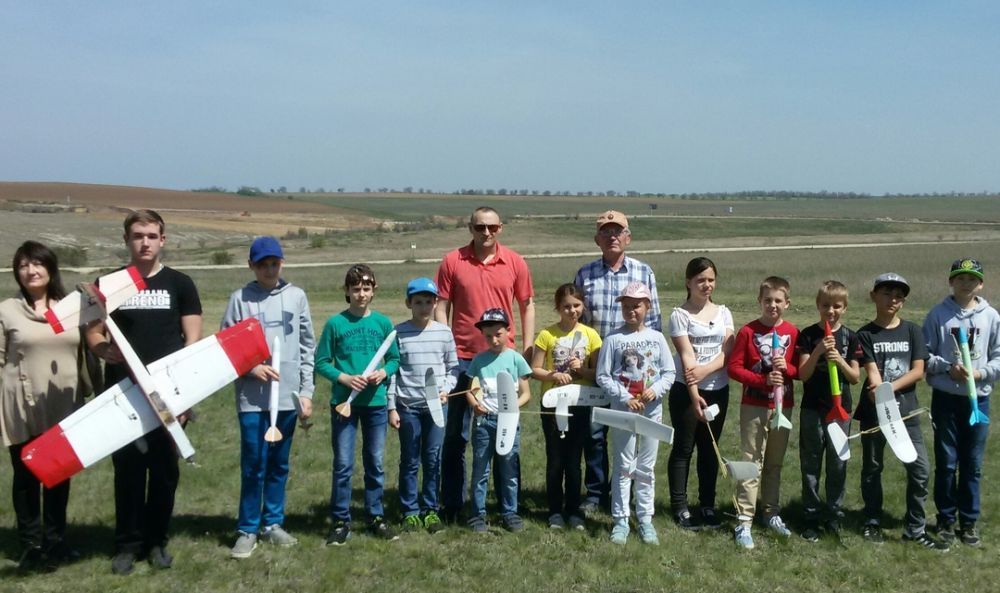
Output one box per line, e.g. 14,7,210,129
221,236,316,558
923,258,1000,547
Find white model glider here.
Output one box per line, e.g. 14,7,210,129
263,336,283,443
591,407,674,445
541,384,607,432
496,371,519,455
702,404,758,481
828,406,928,462
423,367,446,428
335,330,397,417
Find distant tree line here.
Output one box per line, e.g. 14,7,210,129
190,186,999,200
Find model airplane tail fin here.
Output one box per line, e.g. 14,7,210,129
827,422,851,461
45,267,145,334
825,403,851,424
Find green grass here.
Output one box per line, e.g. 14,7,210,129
2,206,1000,592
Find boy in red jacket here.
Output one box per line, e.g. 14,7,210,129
727,276,799,550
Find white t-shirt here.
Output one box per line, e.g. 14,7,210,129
668,304,734,391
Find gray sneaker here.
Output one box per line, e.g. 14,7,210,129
230,533,257,559
260,525,298,547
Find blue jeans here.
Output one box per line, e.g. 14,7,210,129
330,405,387,522
932,390,990,525
238,410,298,533
470,414,520,518
397,402,447,516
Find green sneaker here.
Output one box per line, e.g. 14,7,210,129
402,515,422,532
423,511,444,534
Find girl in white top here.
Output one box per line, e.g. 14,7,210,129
666,257,735,530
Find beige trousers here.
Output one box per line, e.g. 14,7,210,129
734,404,791,523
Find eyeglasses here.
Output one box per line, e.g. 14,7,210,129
472,223,502,234
598,228,629,238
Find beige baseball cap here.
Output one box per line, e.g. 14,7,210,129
596,210,629,231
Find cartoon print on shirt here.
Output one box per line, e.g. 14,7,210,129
750,331,790,374
883,356,907,383
552,334,587,373
616,347,650,397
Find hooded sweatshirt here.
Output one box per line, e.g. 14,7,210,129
221,279,316,412
923,295,1000,397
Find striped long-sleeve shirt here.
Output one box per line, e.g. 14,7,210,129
387,320,460,410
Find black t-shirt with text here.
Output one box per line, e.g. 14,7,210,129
100,266,202,385
853,319,927,424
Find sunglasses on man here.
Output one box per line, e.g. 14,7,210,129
472,223,502,233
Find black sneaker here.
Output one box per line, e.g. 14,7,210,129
16,546,45,573
801,525,821,543
147,546,173,569
825,519,842,535
44,541,81,565
369,516,400,541
935,521,957,544
501,513,525,533
960,523,981,547
902,531,950,552
325,521,351,546
674,509,698,531
467,515,488,533
111,551,137,576
862,523,884,544
441,507,462,525
700,507,722,529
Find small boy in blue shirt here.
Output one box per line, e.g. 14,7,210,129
465,308,532,533
387,277,459,534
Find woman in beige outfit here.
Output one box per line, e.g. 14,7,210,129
1,241,87,571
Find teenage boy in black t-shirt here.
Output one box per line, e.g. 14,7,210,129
854,273,947,551
86,209,203,575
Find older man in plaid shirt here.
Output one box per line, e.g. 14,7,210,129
573,210,662,514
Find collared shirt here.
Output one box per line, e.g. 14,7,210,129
574,255,662,338
436,241,534,359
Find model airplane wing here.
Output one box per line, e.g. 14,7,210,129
21,318,269,488
335,330,397,417
44,266,145,334
874,381,917,463
495,371,519,455
592,407,674,444
423,367,445,428
541,384,608,432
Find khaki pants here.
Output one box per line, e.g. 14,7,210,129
735,404,791,523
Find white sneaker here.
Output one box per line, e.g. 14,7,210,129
768,516,791,538
260,524,298,546
735,524,755,550
230,532,257,559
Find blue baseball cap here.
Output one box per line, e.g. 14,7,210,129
249,236,284,263
406,277,439,297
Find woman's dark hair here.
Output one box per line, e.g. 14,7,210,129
684,256,718,300
12,240,66,305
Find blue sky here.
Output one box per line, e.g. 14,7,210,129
2,1,998,194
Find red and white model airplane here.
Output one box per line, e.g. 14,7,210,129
20,267,270,489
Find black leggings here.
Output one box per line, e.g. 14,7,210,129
9,441,71,550
666,382,730,513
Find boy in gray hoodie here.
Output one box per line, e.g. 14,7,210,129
923,258,1000,547
221,236,316,558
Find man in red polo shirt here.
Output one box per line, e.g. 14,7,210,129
435,206,535,524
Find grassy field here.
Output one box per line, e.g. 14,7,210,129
1,198,999,592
